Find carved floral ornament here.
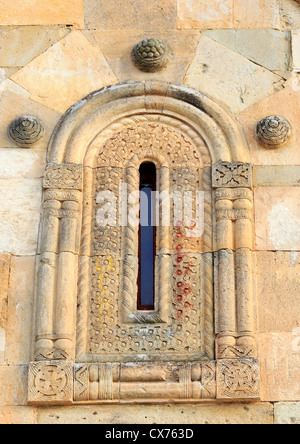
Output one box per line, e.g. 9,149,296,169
8,115,44,147
132,38,170,72
256,115,291,147
28,81,260,405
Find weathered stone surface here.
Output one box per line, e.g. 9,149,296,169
275,403,300,424
0,0,84,28
233,0,280,29
87,29,201,83
0,179,42,255
257,252,300,332
0,80,61,149
37,403,274,424
204,30,291,72
84,0,177,30
0,255,10,363
254,166,300,187
0,407,37,424
11,31,118,113
255,187,300,251
0,365,28,406
238,79,300,165
6,256,35,365
0,26,70,68
178,0,233,29
259,333,300,402
184,36,283,113
0,150,46,180
292,30,300,71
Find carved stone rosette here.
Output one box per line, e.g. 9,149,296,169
132,38,170,72
9,115,44,147
29,81,260,405
256,116,291,147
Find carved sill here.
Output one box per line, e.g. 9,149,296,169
28,359,260,405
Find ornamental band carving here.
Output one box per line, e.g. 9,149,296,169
30,81,259,405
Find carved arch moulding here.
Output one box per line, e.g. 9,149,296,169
28,81,260,405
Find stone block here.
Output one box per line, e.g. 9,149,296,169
257,252,300,332
86,29,201,84
292,30,300,71
11,31,118,114
0,365,28,406
253,166,300,187
0,80,61,150
184,36,283,114
0,407,37,424
0,26,70,68
84,0,177,30
6,256,36,365
0,150,46,180
37,403,274,424
178,0,233,29
259,333,300,402
238,78,300,166
275,402,300,424
254,187,300,251
0,0,84,28
0,255,10,363
204,30,291,72
0,179,42,255
233,0,279,29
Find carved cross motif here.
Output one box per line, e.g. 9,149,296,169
217,359,260,400
212,162,252,188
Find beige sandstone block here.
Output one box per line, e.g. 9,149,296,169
0,0,84,28
0,179,42,255
177,0,233,29
255,187,300,251
184,36,283,114
0,255,10,363
6,256,35,365
0,80,61,149
238,79,300,166
275,402,300,424
0,365,28,406
84,0,177,30
0,26,70,68
204,30,291,72
292,30,300,71
257,252,300,332
0,150,46,180
259,333,300,402
254,166,300,187
0,406,37,424
37,403,274,424
87,30,201,84
11,31,118,114
279,0,300,30
233,0,280,29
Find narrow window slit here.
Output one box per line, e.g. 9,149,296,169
138,162,157,311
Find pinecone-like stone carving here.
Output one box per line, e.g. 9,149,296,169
9,115,44,147
256,116,291,147
132,38,170,72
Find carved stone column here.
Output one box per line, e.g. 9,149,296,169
29,163,83,405
212,162,259,399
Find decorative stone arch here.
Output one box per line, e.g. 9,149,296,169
28,81,260,405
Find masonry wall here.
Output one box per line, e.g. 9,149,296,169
1,0,300,424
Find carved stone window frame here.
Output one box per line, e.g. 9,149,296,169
29,81,260,405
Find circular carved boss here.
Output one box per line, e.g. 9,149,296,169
256,116,291,147
132,38,170,72
8,115,44,147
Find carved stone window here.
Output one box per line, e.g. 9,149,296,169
29,81,260,405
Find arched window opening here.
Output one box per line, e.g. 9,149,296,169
138,162,157,311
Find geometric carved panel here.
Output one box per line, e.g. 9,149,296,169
87,120,213,362
28,361,73,405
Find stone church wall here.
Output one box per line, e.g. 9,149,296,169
1,0,300,424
